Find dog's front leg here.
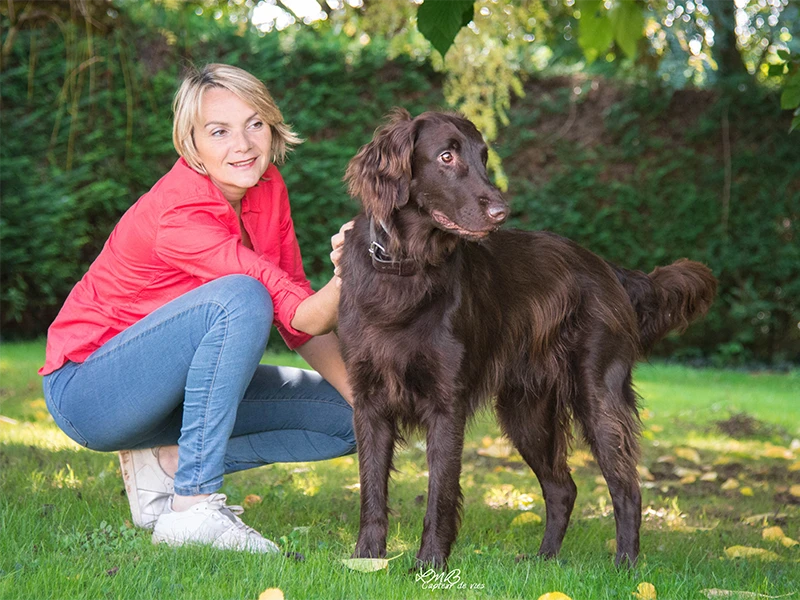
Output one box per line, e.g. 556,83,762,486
352,403,396,559
416,408,468,569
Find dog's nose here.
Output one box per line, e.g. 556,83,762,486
486,202,508,224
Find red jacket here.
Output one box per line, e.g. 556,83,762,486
40,158,314,375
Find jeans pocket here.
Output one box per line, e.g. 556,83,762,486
43,369,90,448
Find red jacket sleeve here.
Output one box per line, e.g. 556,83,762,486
154,194,312,347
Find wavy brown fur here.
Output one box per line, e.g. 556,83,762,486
338,110,717,570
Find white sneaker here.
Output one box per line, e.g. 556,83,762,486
118,448,174,529
151,493,281,554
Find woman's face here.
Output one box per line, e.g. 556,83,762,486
193,87,273,204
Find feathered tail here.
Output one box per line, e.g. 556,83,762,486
610,259,717,355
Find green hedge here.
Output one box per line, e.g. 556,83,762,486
1,6,797,365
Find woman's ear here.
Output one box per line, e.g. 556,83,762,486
344,108,415,224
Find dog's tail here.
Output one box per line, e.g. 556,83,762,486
610,259,717,355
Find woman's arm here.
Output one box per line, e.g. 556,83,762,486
290,278,340,336
295,332,353,406
289,220,354,336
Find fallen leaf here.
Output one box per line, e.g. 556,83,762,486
341,553,403,573
742,513,787,526
762,526,785,542
740,487,754,497
606,538,617,554
721,478,740,490
341,558,389,572
763,445,793,459
106,566,119,577
637,465,655,481
633,582,657,600
723,546,781,561
676,447,701,464
243,494,262,509
701,589,796,598
510,512,542,527
788,461,800,472
790,484,800,497
537,593,572,600
701,471,719,482
781,536,798,548
258,589,284,600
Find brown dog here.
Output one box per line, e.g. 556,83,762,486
337,109,716,568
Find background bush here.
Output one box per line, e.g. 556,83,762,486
1,3,797,366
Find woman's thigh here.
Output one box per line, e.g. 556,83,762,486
43,275,270,451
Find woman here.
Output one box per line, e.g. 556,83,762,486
40,64,356,554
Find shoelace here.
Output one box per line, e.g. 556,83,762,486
205,494,261,537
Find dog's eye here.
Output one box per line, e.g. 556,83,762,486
440,151,454,164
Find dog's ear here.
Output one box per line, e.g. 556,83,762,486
345,108,415,223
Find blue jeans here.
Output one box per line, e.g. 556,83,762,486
43,275,356,496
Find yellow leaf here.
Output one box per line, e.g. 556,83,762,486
632,582,657,600
537,593,572,600
788,461,800,472
762,526,785,541
723,546,781,561
676,447,701,464
740,487,754,497
341,553,403,573
680,475,698,485
700,471,719,482
258,589,284,600
341,558,389,572
781,536,799,548
721,478,739,490
762,445,793,459
650,424,664,433
640,408,653,420
243,494,262,509
790,484,800,497
606,538,617,554
701,589,788,598
510,512,542,527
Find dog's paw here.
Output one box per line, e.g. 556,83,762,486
352,540,387,559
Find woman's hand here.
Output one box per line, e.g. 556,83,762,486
331,220,354,287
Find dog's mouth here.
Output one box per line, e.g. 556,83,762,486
430,210,493,240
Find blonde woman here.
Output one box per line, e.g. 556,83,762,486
40,64,355,553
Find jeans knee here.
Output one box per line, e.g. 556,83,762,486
213,275,274,326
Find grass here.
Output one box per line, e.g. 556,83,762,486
1,340,799,600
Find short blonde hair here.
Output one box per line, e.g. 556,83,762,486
172,64,302,172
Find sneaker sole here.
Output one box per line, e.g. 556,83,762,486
118,450,147,529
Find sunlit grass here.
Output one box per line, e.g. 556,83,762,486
1,341,799,599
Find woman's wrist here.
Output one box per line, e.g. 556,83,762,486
290,278,340,336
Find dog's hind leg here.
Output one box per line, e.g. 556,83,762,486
496,384,577,560
352,403,397,559
416,407,468,569
574,358,641,568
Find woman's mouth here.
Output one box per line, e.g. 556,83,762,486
230,157,257,169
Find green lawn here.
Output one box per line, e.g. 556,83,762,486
1,341,798,600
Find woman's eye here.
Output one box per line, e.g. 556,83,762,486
440,151,454,164
250,121,264,130
211,129,226,137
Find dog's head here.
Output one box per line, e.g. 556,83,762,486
345,109,508,240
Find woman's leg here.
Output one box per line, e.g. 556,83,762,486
43,274,272,497
129,364,357,473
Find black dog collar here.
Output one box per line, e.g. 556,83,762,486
368,217,418,276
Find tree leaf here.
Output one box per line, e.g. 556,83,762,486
609,0,645,59
537,593,573,600
780,72,800,110
723,546,781,561
576,0,613,64
762,526,785,542
417,0,475,58
702,589,796,599
258,589,284,600
633,582,657,600
341,553,404,573
510,512,542,526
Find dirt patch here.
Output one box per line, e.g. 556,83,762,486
716,413,767,438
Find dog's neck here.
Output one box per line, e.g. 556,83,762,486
370,207,461,274
368,217,419,276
